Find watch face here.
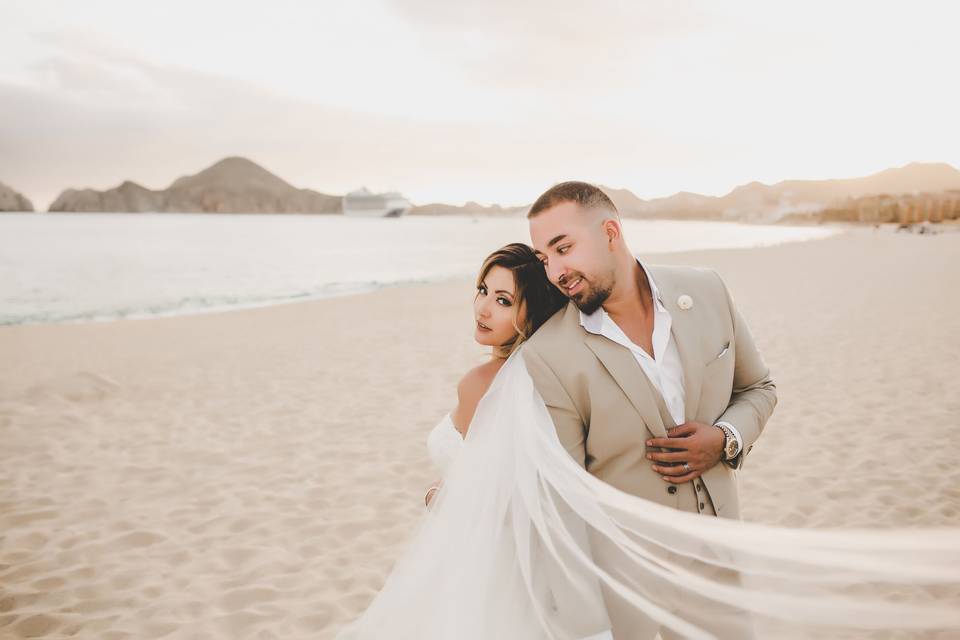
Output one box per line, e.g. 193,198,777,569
725,439,738,458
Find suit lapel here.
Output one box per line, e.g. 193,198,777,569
583,332,669,438
648,265,707,423
576,265,708,439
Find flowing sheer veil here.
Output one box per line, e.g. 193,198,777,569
336,346,960,639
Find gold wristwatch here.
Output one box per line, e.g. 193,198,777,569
715,423,740,461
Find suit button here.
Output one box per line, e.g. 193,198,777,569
695,482,702,492
699,502,705,509
667,485,677,494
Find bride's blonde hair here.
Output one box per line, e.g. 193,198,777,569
476,243,568,359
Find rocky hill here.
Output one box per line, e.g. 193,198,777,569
49,157,340,214
612,162,960,222
0,181,34,212
410,163,960,222
408,201,526,216
42,159,960,222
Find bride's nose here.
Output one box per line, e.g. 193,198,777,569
475,296,491,317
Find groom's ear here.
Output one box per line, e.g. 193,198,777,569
602,218,621,244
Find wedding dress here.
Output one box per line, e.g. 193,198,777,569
426,412,462,478
336,347,960,639
425,412,614,639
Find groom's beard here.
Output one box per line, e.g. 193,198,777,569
560,274,613,315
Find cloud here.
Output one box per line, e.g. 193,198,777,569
384,0,712,90
3,10,958,211
387,0,707,43
0,35,673,209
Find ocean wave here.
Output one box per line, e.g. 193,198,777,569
0,276,460,326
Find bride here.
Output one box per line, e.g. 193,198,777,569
336,243,960,640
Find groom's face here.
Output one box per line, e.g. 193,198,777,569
529,201,616,315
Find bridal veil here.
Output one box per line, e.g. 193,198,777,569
336,347,960,639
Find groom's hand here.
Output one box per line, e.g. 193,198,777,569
645,422,724,483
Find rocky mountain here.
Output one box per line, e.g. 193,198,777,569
409,163,960,222
603,162,960,223
49,157,340,214
49,181,163,213
42,158,960,222
597,185,647,217
408,201,526,216
613,189,721,220
0,181,34,211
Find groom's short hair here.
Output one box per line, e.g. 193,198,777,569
527,181,619,219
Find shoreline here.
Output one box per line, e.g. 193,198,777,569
1,219,843,328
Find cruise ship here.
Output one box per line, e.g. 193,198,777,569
342,187,412,218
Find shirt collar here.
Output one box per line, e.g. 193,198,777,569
579,256,664,333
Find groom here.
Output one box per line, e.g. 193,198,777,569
522,181,777,639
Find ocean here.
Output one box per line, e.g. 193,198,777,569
0,213,837,326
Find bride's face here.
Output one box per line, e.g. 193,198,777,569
474,265,525,347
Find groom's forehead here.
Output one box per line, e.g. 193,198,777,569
530,203,593,250
530,200,583,222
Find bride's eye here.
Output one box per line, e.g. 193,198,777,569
477,285,487,295
497,297,511,307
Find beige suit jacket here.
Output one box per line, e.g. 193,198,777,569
521,264,777,519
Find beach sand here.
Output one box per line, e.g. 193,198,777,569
1,226,958,638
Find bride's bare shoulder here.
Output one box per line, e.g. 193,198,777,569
451,359,505,435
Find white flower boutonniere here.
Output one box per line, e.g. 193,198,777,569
677,294,694,310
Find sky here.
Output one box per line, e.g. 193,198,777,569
1,0,957,210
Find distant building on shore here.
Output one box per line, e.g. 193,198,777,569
342,187,412,218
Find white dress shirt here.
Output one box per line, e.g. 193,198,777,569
578,257,743,456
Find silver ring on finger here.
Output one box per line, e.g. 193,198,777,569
682,462,691,472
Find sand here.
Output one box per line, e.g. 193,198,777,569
1,226,958,639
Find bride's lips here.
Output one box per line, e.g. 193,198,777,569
476,320,493,332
